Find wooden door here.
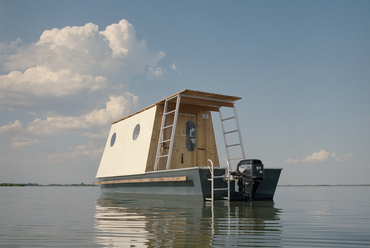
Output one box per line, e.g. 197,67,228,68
170,114,198,169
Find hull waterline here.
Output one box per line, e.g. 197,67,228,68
95,167,282,201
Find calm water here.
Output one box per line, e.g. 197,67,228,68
0,186,369,247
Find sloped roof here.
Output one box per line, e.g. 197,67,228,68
112,89,241,124
168,89,241,102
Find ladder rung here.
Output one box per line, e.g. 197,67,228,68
221,116,235,121
214,188,229,191
162,124,173,130
226,143,241,148
156,154,169,158
213,175,227,179
224,130,238,135
154,95,180,171
206,198,229,201
164,110,176,115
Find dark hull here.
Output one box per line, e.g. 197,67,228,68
97,167,282,201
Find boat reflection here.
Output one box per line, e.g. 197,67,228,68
94,194,282,247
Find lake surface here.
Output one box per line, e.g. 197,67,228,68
1,185,369,247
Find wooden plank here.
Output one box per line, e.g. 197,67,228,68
179,89,241,102
180,96,234,108
93,176,188,185
197,110,219,167
170,114,197,169
180,103,220,112
166,102,220,112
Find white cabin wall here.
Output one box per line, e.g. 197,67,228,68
96,106,157,178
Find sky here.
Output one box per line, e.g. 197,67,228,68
0,0,369,185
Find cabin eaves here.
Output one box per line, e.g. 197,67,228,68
112,89,241,124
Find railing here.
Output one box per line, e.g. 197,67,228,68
206,159,230,201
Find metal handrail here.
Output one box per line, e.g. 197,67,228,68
206,159,230,201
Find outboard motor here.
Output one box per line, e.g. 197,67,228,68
231,159,264,199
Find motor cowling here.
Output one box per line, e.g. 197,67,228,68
236,159,264,180
231,159,265,199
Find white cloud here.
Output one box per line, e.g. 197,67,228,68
0,19,165,114
284,150,356,164
47,143,103,164
3,93,139,137
284,158,300,163
0,121,42,148
0,120,23,134
0,18,166,182
0,38,22,61
10,136,41,148
146,66,164,79
100,20,133,58
0,93,138,152
0,66,108,98
100,19,165,75
37,23,100,50
302,150,330,162
333,152,355,162
171,63,177,70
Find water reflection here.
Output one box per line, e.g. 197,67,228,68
94,194,282,247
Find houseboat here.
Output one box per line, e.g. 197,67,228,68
94,89,282,201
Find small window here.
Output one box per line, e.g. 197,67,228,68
110,133,116,147
133,124,140,140
186,120,196,151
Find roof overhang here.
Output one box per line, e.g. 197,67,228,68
113,89,241,124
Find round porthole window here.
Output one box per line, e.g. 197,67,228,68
133,124,140,140
110,132,116,147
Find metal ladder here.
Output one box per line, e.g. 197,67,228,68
154,95,181,171
219,103,246,167
206,159,230,201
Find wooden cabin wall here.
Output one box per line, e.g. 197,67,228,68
145,105,163,172
196,111,220,168
145,106,220,172
145,104,174,171
169,113,197,169
170,109,220,169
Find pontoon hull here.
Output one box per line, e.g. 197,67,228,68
96,167,282,201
